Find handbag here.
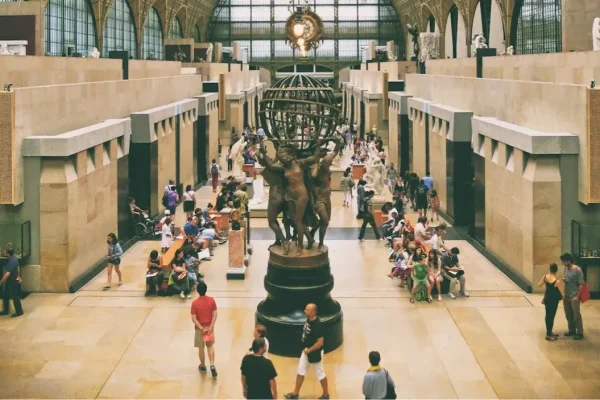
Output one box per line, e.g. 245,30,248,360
384,369,397,399
580,282,591,303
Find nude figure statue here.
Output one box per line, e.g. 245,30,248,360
261,144,320,255
256,149,291,254
310,139,342,249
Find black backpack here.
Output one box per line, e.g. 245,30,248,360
211,164,219,176
161,193,168,207
417,185,427,196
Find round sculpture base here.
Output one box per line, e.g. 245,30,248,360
255,244,343,357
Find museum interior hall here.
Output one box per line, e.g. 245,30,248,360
1,0,600,398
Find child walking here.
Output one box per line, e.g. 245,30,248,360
430,189,440,222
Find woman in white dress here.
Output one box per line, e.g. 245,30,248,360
161,217,173,253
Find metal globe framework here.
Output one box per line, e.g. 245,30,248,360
258,74,341,154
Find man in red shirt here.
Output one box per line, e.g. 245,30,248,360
190,281,218,378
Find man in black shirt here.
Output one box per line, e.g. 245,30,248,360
441,247,469,299
284,303,329,399
241,338,278,399
0,248,24,317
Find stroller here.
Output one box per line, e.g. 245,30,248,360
133,212,161,239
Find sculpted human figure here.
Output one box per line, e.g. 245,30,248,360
229,136,247,180
260,144,320,255
256,148,291,253
310,140,342,249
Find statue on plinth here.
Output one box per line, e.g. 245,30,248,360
420,32,440,61
90,47,100,59
229,136,247,182
206,43,214,63
593,18,600,51
365,156,386,197
471,33,488,57
407,24,420,60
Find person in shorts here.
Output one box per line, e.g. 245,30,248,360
285,304,329,399
191,281,218,378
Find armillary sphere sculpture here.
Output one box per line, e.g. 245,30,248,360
258,74,342,255
256,74,344,357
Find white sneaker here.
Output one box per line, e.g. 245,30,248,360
449,292,456,299
461,292,470,297
186,294,192,299
359,238,365,242
180,291,185,299
437,295,442,301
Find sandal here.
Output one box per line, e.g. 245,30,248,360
545,336,557,341
409,297,415,303
284,393,299,399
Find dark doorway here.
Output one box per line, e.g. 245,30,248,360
243,100,249,128
360,101,365,139
399,114,409,176
407,116,413,172
117,154,131,240
254,96,259,129
446,142,473,226
350,95,355,127
197,116,209,183
175,117,181,188
471,152,486,245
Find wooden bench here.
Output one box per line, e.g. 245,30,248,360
243,164,256,178
160,239,185,270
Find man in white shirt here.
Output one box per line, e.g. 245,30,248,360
429,225,448,256
414,216,431,242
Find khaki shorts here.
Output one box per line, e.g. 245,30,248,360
194,329,215,347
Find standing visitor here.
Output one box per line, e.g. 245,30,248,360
358,190,382,241
284,304,329,400
356,179,367,218
0,247,24,317
423,171,434,190
251,324,270,358
415,179,429,218
166,185,179,216
241,338,278,399
537,263,563,341
561,253,585,339
340,171,355,207
386,163,398,193
227,148,233,171
161,217,173,253
103,233,123,290
183,185,196,220
211,159,221,193
362,351,395,400
191,281,218,377
407,173,419,209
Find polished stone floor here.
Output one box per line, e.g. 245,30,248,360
1,162,600,398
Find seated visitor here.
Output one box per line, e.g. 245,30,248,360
427,249,443,301
414,216,431,242
429,224,448,256
145,250,162,296
129,197,145,220
441,247,469,299
216,189,231,212
410,253,432,303
170,249,191,299
181,217,201,241
184,248,202,289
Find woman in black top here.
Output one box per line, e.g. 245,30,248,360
537,263,563,341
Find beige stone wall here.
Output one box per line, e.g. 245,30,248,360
425,51,600,85
428,116,447,209
562,0,600,52
3,74,203,205
128,60,183,79
410,109,427,177
0,56,123,88
481,138,562,289
156,119,177,209
0,1,45,56
39,140,120,292
405,74,592,203
179,113,195,190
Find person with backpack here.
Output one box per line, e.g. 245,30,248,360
210,159,221,193
415,179,429,218
103,233,123,290
362,351,395,399
358,190,381,241
165,185,179,216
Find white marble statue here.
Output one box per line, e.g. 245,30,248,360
501,45,514,56
0,44,8,55
206,43,214,63
419,32,440,61
471,33,488,57
593,18,600,51
248,177,266,207
365,156,386,197
327,140,342,169
90,47,100,59
366,141,379,168
229,136,247,182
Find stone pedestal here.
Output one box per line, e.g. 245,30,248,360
243,164,256,178
256,244,343,357
245,177,254,199
0,40,27,55
227,228,247,279
352,164,366,180
330,168,344,191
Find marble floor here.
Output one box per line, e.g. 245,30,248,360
2,166,600,398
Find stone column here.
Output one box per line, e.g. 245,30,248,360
227,227,247,279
